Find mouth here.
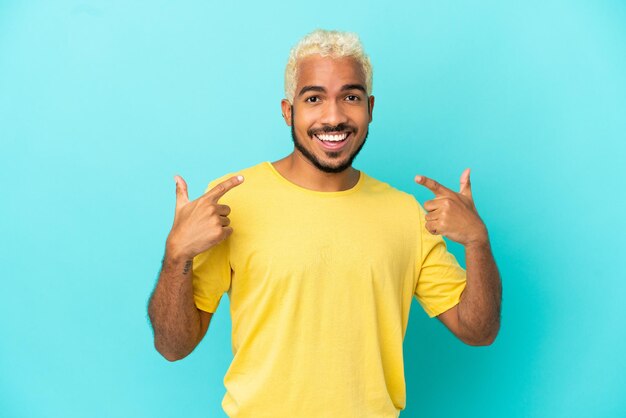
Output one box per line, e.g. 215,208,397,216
313,131,351,151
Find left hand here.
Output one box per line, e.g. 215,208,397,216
414,168,488,247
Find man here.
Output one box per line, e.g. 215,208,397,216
148,29,501,417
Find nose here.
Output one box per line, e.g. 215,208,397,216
320,100,348,127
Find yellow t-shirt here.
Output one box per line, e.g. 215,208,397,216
192,161,466,418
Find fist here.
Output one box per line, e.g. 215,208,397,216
166,174,244,260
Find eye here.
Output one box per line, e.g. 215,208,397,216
345,94,360,101
305,96,320,103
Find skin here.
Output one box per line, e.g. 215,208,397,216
147,54,501,361
274,55,375,191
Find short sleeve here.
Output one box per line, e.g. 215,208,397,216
192,239,231,313
413,200,467,318
191,177,233,313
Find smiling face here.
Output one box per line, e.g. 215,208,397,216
281,54,375,173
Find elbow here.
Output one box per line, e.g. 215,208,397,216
462,324,500,347
148,318,197,362
154,340,190,362
464,334,496,347
161,351,185,362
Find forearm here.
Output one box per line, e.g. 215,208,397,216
457,238,502,345
148,250,203,361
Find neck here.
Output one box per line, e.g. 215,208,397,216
271,152,360,192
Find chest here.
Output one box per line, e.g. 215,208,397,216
228,195,416,289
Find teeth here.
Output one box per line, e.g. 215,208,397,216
316,133,348,142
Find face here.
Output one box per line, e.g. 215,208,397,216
281,55,375,173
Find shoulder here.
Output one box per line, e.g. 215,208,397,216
360,172,421,209
204,162,271,191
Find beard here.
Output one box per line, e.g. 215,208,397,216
290,107,369,174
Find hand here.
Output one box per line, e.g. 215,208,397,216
166,174,244,260
414,168,488,247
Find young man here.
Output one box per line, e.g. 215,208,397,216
148,29,501,417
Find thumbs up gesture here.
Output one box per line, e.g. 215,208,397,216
165,174,244,261
414,168,488,247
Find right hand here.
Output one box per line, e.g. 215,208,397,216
165,174,244,261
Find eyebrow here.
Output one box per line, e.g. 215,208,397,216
298,85,325,97
341,84,367,94
297,83,367,97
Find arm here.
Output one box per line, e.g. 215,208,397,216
148,251,213,361
437,239,501,346
147,174,243,361
415,169,502,346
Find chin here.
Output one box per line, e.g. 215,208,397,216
291,127,368,174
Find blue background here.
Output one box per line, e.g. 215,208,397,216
1,1,625,417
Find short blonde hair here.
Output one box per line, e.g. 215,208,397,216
284,29,373,102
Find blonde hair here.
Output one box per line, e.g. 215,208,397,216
284,29,373,102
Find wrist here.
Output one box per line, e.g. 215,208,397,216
162,248,194,279
164,240,194,264
464,226,490,249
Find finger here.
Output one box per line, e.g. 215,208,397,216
174,175,190,210
206,175,244,202
459,168,472,198
216,204,231,216
424,196,453,212
425,220,440,235
414,175,454,197
424,211,439,222
222,226,234,239
423,199,437,212
219,215,230,227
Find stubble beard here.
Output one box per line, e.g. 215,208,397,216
290,107,369,174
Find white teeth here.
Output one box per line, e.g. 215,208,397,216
316,133,348,142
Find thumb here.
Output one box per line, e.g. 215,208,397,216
174,175,190,210
459,168,473,198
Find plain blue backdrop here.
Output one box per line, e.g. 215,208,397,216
1,1,625,417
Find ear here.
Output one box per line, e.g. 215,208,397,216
281,99,293,126
368,95,375,123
